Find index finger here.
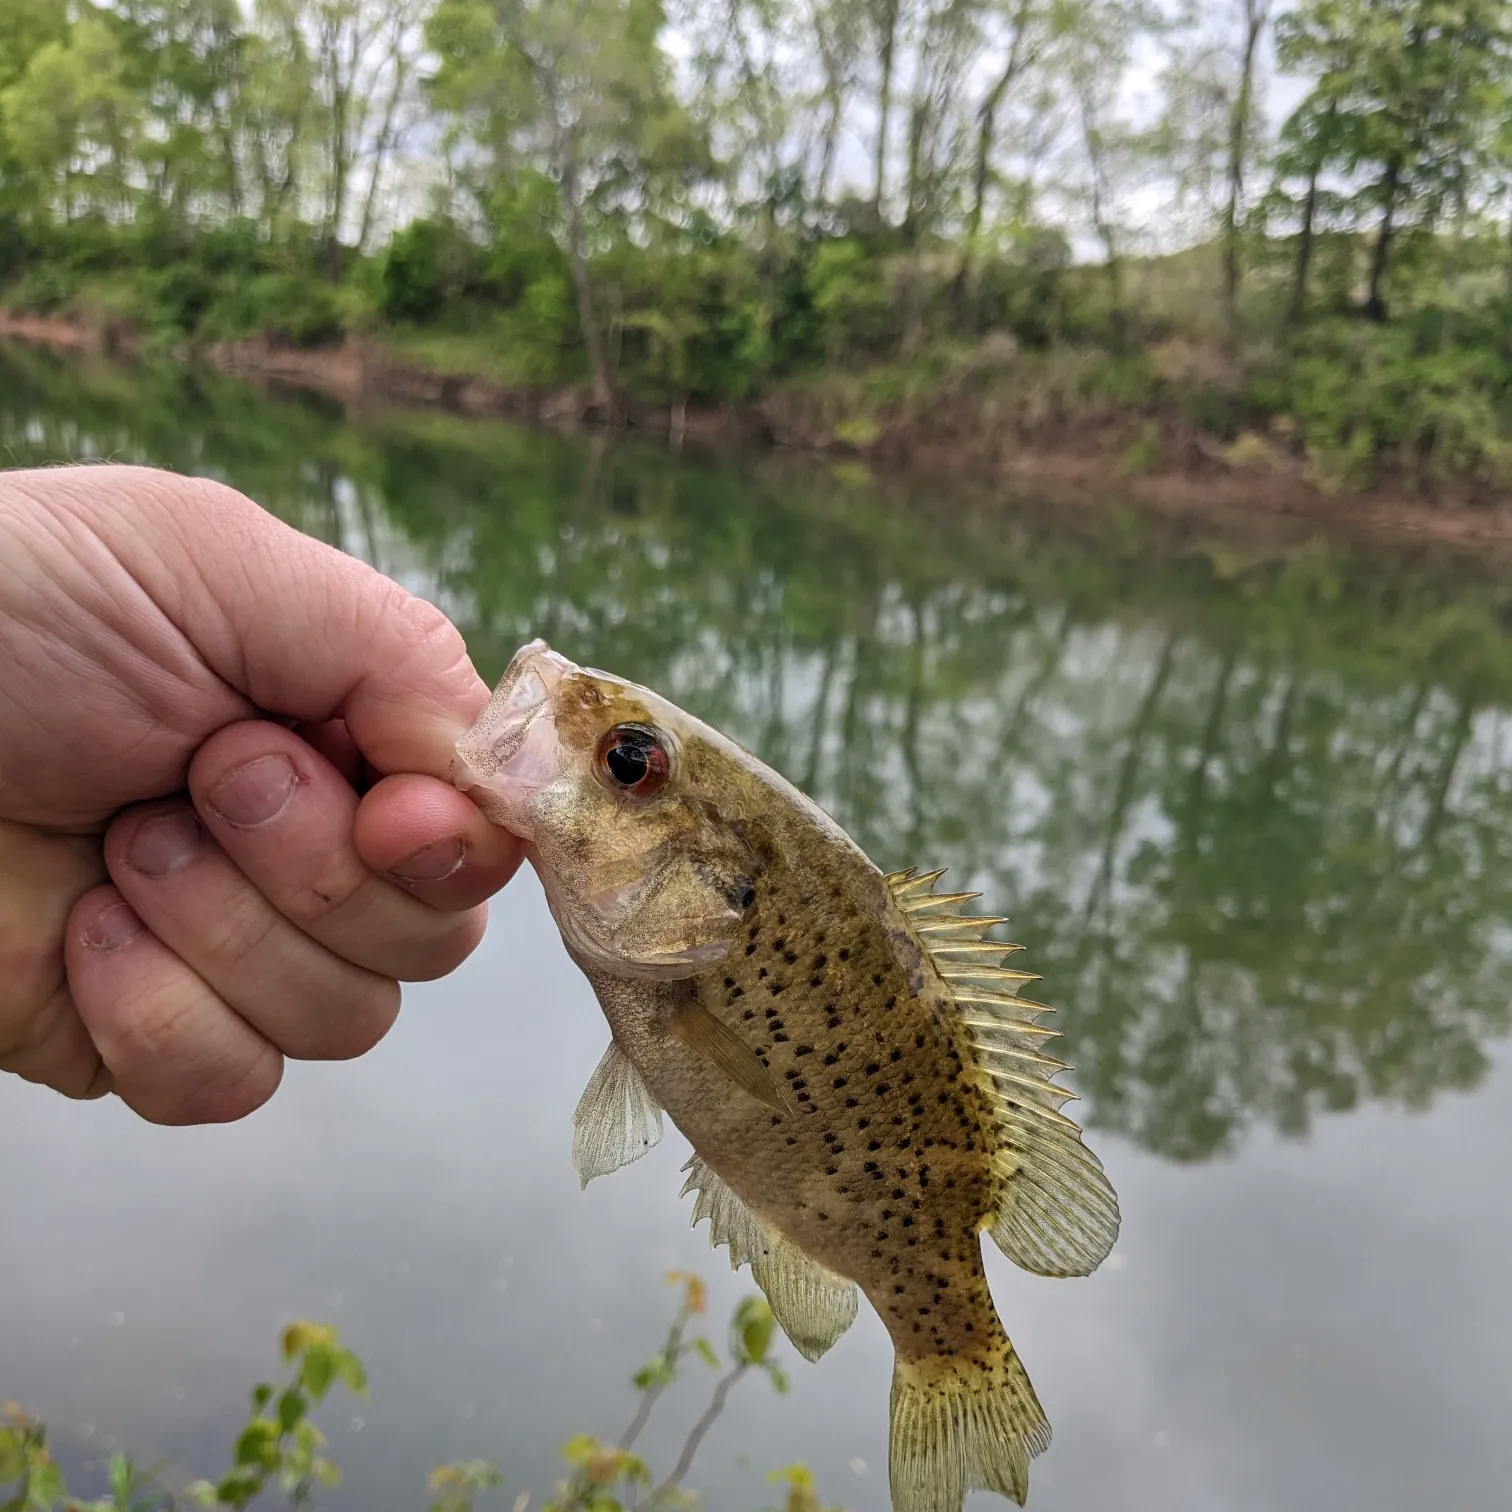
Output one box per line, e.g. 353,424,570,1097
45,466,488,777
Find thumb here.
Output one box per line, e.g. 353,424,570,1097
66,466,487,777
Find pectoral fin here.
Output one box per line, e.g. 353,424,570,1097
572,1039,664,1188
665,997,794,1115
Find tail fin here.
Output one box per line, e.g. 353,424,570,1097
889,1345,1051,1512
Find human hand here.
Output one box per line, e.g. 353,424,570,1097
0,465,523,1123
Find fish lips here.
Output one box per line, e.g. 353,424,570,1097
452,637,578,834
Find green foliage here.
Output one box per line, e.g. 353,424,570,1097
382,218,492,324
0,1276,835,1512
4,0,1512,492
1257,318,1512,491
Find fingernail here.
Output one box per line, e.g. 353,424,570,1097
127,810,205,878
207,754,298,829
83,901,146,952
390,838,467,883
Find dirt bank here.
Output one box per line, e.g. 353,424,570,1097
7,307,1512,555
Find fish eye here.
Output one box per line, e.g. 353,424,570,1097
596,724,671,798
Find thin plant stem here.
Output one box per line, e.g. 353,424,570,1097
632,1364,748,1511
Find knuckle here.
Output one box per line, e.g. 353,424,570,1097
296,977,401,1062
146,1048,283,1127
402,911,487,983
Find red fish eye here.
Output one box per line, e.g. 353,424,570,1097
596,725,670,797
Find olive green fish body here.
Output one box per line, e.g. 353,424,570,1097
453,641,1120,1512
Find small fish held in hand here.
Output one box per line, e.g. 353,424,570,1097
453,640,1120,1512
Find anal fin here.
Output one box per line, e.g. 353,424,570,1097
680,1155,858,1362
572,1039,663,1189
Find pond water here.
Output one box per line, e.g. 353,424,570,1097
3,341,1511,1512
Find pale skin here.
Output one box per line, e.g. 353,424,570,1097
0,464,525,1124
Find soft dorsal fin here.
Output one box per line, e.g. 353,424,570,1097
679,1155,858,1362
887,867,1121,1279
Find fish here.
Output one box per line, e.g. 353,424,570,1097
452,639,1121,1512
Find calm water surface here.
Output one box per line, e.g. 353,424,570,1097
3,343,1511,1511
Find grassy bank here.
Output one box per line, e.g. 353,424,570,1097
7,216,1512,520
12,265,1512,556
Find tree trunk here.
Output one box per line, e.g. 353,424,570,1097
1079,93,1124,344
817,92,843,204
966,2,1033,240
872,0,900,217
1505,193,1512,301
903,99,926,241
356,47,409,254
1364,156,1401,321
559,121,616,416
1221,0,1265,353
1287,160,1320,329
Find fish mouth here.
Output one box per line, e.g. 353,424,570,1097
452,639,579,813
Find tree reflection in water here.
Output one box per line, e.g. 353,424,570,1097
5,340,1510,1166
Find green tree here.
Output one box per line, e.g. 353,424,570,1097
0,4,141,223
428,0,696,411
1275,0,1512,320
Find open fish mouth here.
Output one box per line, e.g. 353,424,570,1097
451,638,579,820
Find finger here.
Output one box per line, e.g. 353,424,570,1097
189,720,487,981
65,884,283,1125
354,773,526,912
296,718,367,789
104,801,401,1062
44,467,489,776
0,820,112,1099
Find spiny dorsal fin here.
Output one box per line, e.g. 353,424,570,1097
887,867,1121,1280
679,1155,858,1362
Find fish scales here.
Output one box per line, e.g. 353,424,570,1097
454,640,1120,1512
591,804,1009,1358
